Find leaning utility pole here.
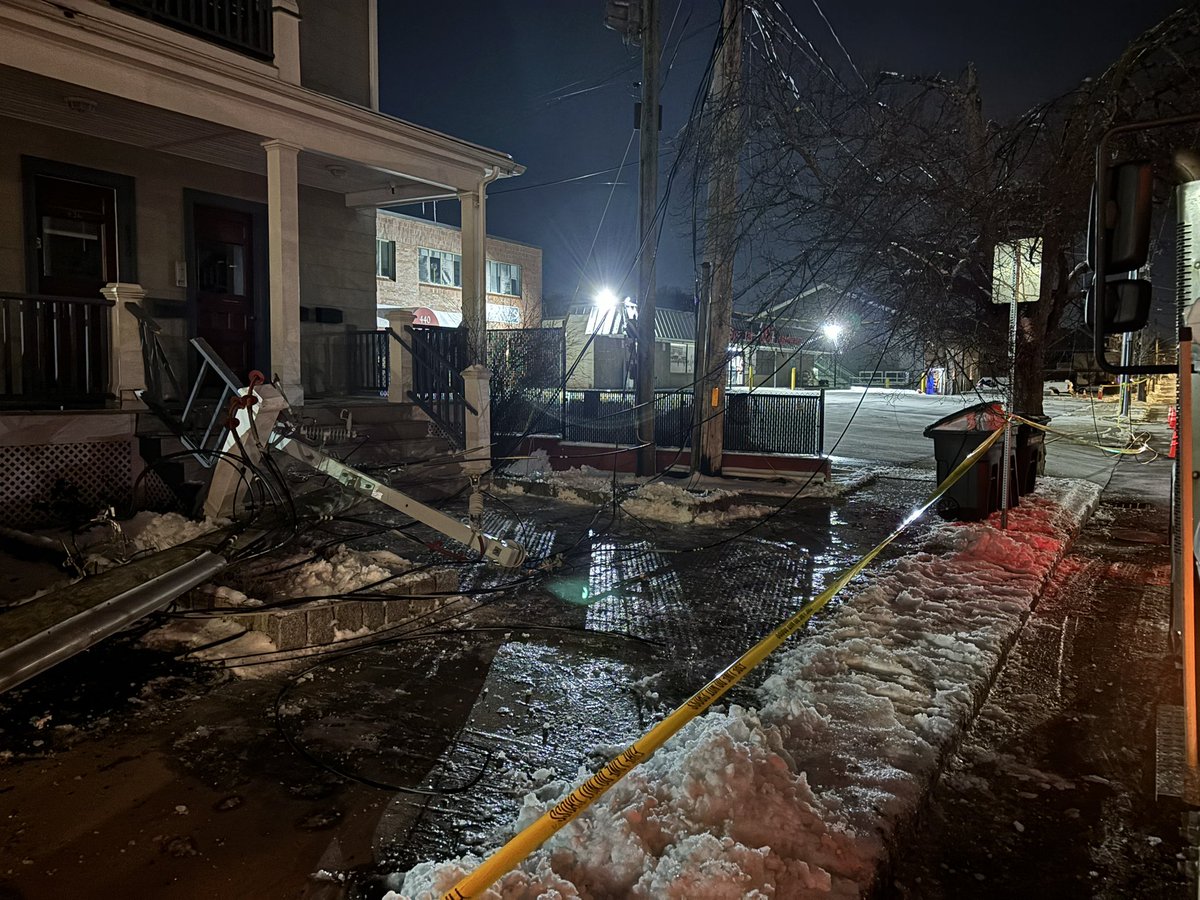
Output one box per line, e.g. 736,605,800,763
698,0,743,476
634,0,660,475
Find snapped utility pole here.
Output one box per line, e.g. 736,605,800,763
698,0,743,476
635,0,660,475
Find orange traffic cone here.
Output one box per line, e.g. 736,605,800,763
1170,405,1179,459
1171,429,1179,459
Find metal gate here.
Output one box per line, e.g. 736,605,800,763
488,328,566,455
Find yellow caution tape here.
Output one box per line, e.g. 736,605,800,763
443,426,1007,899
1010,413,1152,457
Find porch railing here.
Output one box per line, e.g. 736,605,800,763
128,301,184,407
349,329,388,396
111,0,273,60
0,292,113,408
382,325,474,449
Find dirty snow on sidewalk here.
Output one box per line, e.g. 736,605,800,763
390,477,1099,899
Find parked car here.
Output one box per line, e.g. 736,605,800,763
1043,377,1073,395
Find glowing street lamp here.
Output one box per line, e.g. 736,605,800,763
822,322,844,388
595,287,619,311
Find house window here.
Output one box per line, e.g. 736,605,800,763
419,247,461,287
487,260,522,296
669,342,693,374
376,239,396,279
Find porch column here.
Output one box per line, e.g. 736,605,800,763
459,183,491,472
458,185,488,366
272,0,301,84
100,281,146,403
461,364,491,476
262,139,303,404
382,308,414,404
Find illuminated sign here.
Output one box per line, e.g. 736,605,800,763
992,238,1041,304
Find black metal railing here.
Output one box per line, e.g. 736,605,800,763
0,292,113,408
543,388,824,456
111,0,273,60
562,390,693,446
349,329,388,396
386,325,474,449
128,301,184,407
487,328,567,449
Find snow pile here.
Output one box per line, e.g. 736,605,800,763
262,546,416,598
390,477,1099,899
141,616,276,678
211,546,420,606
85,511,228,570
499,468,773,525
120,511,226,553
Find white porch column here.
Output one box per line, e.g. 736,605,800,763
272,0,301,84
100,281,146,403
461,364,491,475
458,185,488,366
262,138,303,404
382,308,414,404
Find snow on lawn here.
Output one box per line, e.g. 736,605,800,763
390,477,1099,899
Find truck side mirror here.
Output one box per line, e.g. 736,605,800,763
1086,279,1152,334
1107,162,1153,271
1087,161,1153,334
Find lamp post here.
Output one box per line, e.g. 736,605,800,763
823,322,843,389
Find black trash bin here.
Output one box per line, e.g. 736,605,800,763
923,402,1014,521
1014,415,1049,495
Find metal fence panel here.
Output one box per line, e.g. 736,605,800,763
561,389,823,456
722,391,824,455
488,328,567,450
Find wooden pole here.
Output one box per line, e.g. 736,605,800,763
635,0,659,475
698,0,742,476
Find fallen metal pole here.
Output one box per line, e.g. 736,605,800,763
0,549,227,696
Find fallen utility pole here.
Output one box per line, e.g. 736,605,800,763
698,0,743,476
0,532,233,695
635,0,660,475
271,433,526,569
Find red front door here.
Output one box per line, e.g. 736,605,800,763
194,204,255,380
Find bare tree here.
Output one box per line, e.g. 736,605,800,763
692,5,1200,414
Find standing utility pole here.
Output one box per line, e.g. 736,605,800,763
698,0,743,476
634,0,660,475
691,261,712,472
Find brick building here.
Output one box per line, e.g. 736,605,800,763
375,211,541,328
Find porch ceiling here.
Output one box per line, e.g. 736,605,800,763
0,65,441,198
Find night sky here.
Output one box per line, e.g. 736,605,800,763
377,0,1183,309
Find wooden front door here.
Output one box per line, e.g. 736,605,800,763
194,203,256,380
33,176,119,298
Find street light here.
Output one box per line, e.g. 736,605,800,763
823,322,843,389
595,288,619,312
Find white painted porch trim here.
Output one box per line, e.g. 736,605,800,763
0,0,523,192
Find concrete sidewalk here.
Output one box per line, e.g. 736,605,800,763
887,453,1191,898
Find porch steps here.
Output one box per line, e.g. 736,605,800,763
300,402,464,482
133,402,467,512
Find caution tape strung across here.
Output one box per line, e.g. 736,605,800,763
442,426,1007,899
1011,413,1153,457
